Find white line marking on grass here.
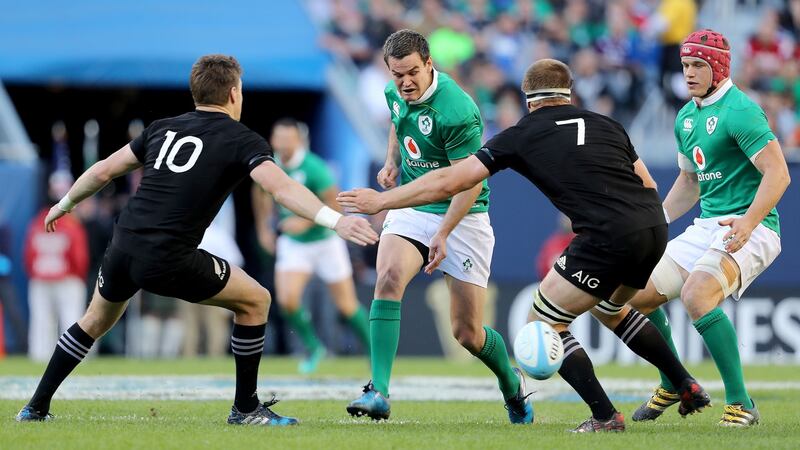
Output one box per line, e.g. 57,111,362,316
0,376,798,401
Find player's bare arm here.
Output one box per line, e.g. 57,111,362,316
377,123,401,190
661,169,700,224
251,183,277,254
251,160,378,246
45,144,143,232
633,158,658,190
338,154,490,215
720,140,790,253
279,186,341,235
425,157,484,274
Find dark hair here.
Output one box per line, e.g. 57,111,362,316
383,29,430,64
521,59,573,92
189,54,242,106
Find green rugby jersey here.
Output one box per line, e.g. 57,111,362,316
385,69,489,214
673,80,780,235
277,150,336,242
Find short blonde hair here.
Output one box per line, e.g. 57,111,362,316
521,59,572,93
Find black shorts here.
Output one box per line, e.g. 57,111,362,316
552,224,667,299
97,244,231,303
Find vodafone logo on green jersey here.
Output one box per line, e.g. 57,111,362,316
693,145,724,181
693,146,707,170
403,135,441,168
404,136,422,159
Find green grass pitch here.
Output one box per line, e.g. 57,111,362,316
2,357,799,449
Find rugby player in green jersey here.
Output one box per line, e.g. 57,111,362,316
253,118,371,374
345,30,531,424
593,29,790,427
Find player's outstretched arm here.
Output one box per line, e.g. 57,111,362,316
45,145,142,232
337,154,490,215
250,161,378,246
720,140,790,253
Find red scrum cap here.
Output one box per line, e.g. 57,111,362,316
681,29,731,87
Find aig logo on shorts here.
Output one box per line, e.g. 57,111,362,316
693,146,707,170
571,270,599,289
403,136,423,160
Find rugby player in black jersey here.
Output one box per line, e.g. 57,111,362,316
338,59,710,432
16,55,378,426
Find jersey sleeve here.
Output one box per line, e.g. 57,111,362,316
129,125,150,163
726,105,776,158
475,128,518,175
618,122,639,163
440,114,483,160
238,129,274,171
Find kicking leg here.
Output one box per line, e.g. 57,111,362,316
446,276,529,423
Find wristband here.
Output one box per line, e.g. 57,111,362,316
57,194,77,212
314,206,342,229
663,206,670,224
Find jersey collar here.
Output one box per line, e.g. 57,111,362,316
407,68,439,105
696,78,733,108
281,148,306,170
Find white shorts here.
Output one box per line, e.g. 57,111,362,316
382,208,494,288
275,234,353,283
665,215,781,300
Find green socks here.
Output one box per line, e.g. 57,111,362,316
369,299,402,397
283,307,322,353
476,326,520,400
646,308,680,392
346,304,371,353
694,307,753,408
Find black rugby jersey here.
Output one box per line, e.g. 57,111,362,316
477,104,664,238
114,110,272,260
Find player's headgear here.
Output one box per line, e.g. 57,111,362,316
524,88,571,103
681,29,731,88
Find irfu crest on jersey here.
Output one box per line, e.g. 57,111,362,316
418,115,433,135
706,116,718,135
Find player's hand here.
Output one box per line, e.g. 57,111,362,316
44,204,68,232
377,162,399,190
334,215,379,246
337,188,384,215
425,232,448,274
719,217,755,253
279,217,314,235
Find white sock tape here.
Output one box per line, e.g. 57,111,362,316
314,206,342,229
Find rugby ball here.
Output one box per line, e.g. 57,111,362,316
513,321,564,380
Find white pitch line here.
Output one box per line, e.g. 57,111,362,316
0,376,798,401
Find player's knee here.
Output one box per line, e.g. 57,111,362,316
243,287,271,317
78,309,113,338
374,267,407,298
681,279,718,320
451,322,482,353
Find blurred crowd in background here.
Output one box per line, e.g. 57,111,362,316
312,0,800,157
